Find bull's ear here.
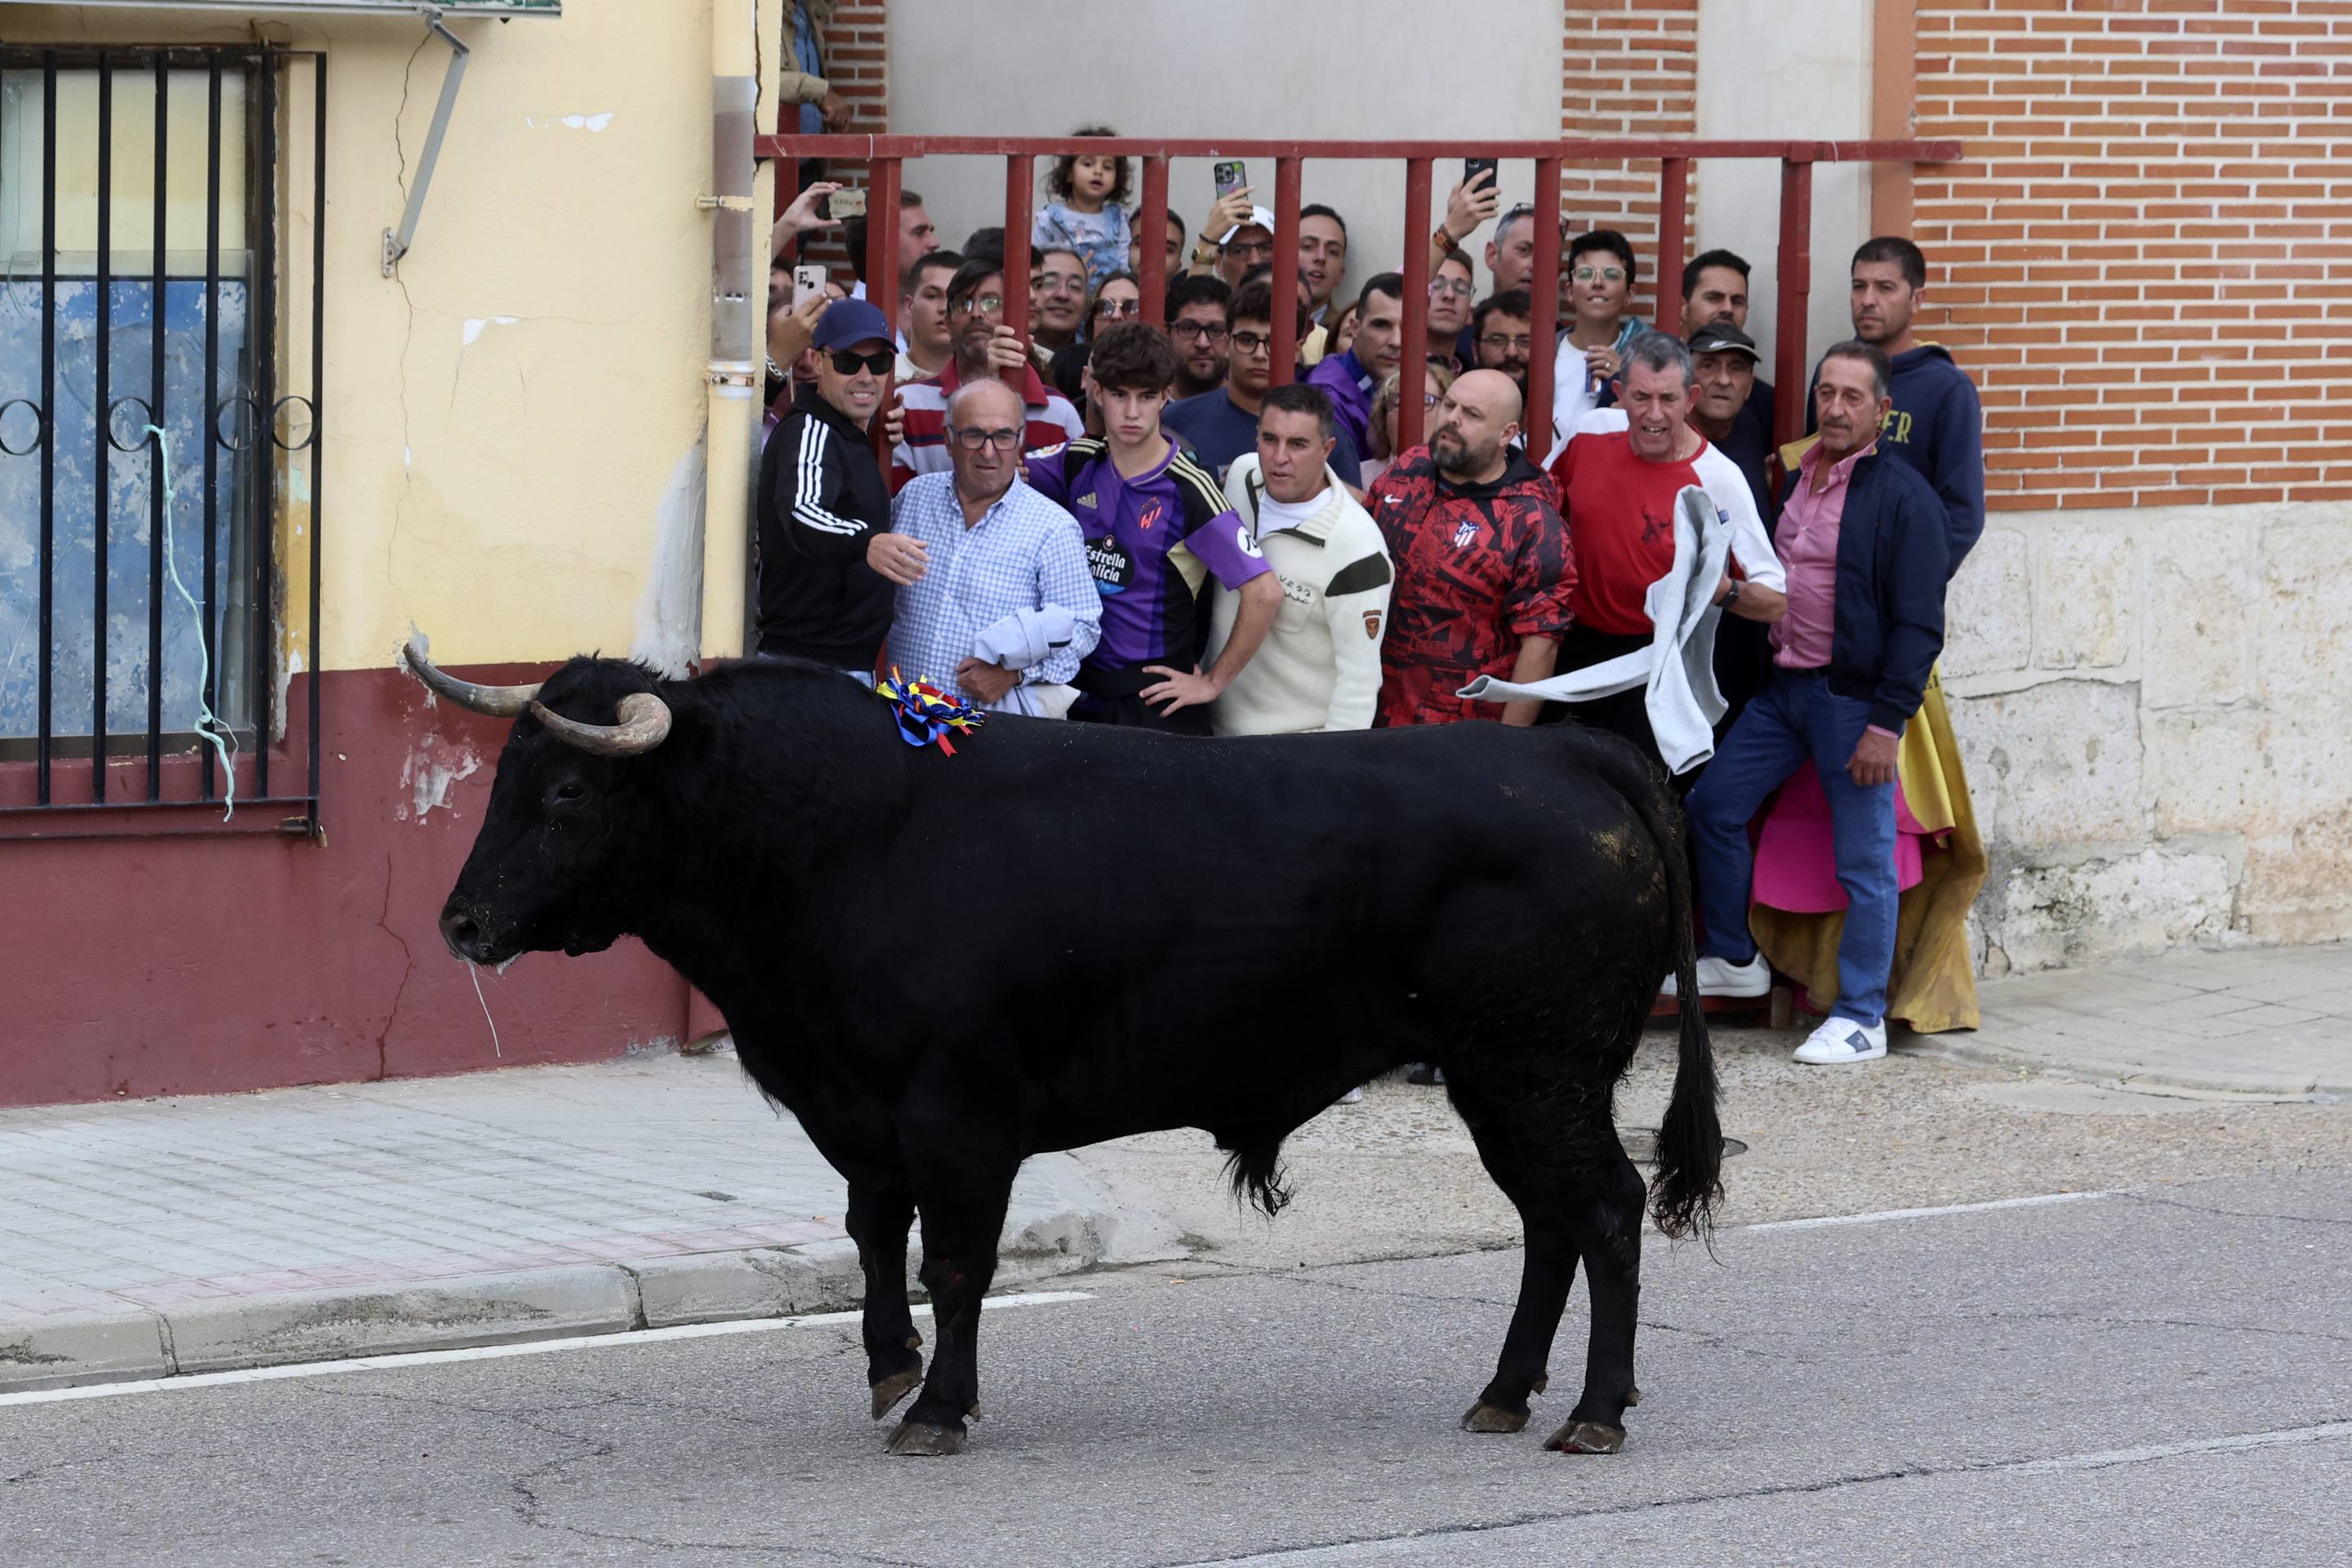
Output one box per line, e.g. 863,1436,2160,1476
403,639,542,716
530,693,673,757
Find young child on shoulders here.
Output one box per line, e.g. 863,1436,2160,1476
1033,125,1134,296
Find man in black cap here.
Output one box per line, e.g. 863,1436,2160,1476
1683,320,1780,732
1686,320,1776,531
756,297,898,683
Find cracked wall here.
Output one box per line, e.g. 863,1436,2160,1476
1945,499,2352,973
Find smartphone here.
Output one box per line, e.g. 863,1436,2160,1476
1464,156,1499,190
1213,160,1248,198
791,264,827,310
819,186,867,220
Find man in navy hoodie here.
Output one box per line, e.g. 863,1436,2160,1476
1682,342,1948,1065
1846,236,1984,574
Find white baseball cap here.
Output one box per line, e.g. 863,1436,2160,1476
1218,205,1277,246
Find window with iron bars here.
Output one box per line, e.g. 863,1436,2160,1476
0,45,323,830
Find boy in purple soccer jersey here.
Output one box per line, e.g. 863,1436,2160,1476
1025,323,1284,734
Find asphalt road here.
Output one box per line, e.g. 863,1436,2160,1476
3,1168,2344,1567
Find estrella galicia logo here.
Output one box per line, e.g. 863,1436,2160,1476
1085,534,1135,596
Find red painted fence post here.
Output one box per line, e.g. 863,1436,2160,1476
1398,157,1432,452
1774,155,1814,449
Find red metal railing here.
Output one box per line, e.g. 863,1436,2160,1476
755,136,1962,453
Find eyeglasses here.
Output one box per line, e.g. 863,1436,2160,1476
1230,330,1272,354
950,294,1005,316
1094,297,1142,320
1572,265,1626,284
1224,238,1275,261
827,349,894,376
1169,321,1230,341
1478,333,1535,354
1423,390,1442,408
945,425,1022,452
1429,278,1474,299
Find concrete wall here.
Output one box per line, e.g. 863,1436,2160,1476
1943,500,2352,973
886,0,1564,302
1692,0,1874,372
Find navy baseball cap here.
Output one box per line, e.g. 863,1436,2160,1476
812,298,893,352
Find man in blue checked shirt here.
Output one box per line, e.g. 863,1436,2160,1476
869,377,1101,712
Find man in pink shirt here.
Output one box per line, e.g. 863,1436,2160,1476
1682,343,1949,1065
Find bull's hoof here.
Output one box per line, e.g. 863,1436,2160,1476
1625,1385,1642,1408
870,1366,924,1421
1544,1419,1626,1454
1461,1401,1530,1434
884,1419,966,1457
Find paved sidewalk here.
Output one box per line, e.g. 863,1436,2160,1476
6,944,2342,1395
0,1053,1178,1393
1911,942,2351,1097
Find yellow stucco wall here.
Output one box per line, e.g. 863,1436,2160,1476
9,3,766,675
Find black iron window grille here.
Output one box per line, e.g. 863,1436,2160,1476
0,45,323,835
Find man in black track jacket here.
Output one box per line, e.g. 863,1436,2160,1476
756,298,898,679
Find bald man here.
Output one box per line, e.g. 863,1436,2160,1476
1365,368,1575,728
874,376,1101,710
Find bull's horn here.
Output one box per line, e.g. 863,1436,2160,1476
529,692,673,757
402,639,541,717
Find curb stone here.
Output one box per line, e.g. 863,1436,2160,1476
0,1305,172,1393
1904,1032,2340,1099
164,1264,639,1376
0,1205,1139,1396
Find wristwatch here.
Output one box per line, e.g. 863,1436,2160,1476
1433,225,1463,256
1717,580,1742,612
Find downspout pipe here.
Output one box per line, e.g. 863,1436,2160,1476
701,0,760,666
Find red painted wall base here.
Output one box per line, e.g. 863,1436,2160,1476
0,664,689,1107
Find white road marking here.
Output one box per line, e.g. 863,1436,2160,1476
0,1290,1092,1408
2002,1419,2352,1475
1738,1188,2119,1233
1174,1420,2352,1565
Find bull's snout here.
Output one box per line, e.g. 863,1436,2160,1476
439,902,491,964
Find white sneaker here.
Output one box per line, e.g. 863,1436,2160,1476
1659,953,1772,1000
1792,1017,1888,1065
1338,1085,1365,1104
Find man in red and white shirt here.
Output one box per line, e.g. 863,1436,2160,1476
889,259,1084,495
1544,332,1786,768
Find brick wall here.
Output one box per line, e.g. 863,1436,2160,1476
1913,0,2352,510
1558,0,1700,323
780,0,889,276
822,0,889,130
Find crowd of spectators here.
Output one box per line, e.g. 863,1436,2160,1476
760,141,1984,1069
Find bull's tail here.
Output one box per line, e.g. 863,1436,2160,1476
1585,741,1722,1240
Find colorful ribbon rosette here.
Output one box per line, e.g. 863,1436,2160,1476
875,667,987,756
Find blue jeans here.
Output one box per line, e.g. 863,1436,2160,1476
1686,666,1899,1027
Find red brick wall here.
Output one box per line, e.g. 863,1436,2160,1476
822,0,889,130
779,0,889,276
1558,0,1700,323
1913,0,2352,510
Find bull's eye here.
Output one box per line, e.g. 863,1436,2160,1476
547,779,588,810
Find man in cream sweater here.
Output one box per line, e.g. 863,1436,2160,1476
1206,383,1394,734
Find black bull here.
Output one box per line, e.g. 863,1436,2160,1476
412,645,1724,1459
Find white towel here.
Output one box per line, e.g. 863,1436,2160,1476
1457,483,1731,774
971,606,1081,719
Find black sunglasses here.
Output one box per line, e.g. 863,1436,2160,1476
827,349,894,376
